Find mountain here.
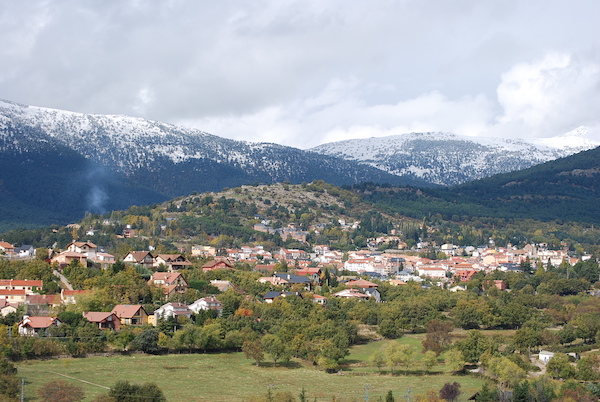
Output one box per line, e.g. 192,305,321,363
0,100,425,231
355,146,600,225
311,131,599,186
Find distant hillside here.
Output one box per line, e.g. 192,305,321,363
356,146,600,224
311,131,599,186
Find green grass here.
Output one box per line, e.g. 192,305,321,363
17,341,484,401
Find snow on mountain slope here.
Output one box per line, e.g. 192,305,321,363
310,131,599,186
0,99,423,193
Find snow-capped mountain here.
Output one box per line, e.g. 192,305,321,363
1,99,424,229
310,132,599,186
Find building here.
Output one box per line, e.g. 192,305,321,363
189,297,223,315
111,305,148,326
148,272,189,299
18,316,61,336
83,312,121,331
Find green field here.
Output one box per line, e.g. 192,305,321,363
16,337,484,401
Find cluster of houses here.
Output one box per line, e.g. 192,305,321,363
2,233,593,338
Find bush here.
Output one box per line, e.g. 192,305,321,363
37,380,85,402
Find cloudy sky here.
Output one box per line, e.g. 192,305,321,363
1,1,599,149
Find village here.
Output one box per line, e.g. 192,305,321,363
0,230,590,336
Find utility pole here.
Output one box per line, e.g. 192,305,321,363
21,378,24,402
365,384,369,402
403,386,411,402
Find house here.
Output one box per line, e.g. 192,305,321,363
0,279,43,293
254,264,277,274
26,294,61,307
263,291,301,303
111,304,148,325
191,245,217,258
293,267,322,283
332,288,370,299
153,302,192,323
51,251,88,267
123,251,155,270
449,285,467,292
83,311,121,331
311,294,327,306
90,252,116,269
189,296,223,315
539,351,555,364
345,279,378,289
14,245,35,258
18,315,61,336
66,241,98,259
272,273,311,289
154,254,193,271
202,258,234,272
0,299,18,316
345,279,381,302
0,241,15,253
0,289,27,304
61,289,89,304
148,272,189,298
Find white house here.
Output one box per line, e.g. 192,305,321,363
539,351,555,364
189,297,223,315
153,302,191,323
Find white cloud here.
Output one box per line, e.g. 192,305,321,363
495,53,600,137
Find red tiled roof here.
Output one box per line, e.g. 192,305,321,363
21,316,60,328
345,279,379,288
111,304,145,318
83,312,116,322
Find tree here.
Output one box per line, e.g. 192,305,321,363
369,349,386,373
512,326,542,353
37,380,85,402
0,357,20,400
439,382,461,402
422,350,438,373
474,382,499,402
443,349,465,374
415,389,443,402
130,328,161,354
422,319,453,355
577,355,600,381
385,390,395,402
572,312,600,343
547,353,576,379
454,330,490,363
108,380,166,402
261,334,290,366
242,339,264,366
487,356,526,388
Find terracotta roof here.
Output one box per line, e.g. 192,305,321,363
62,289,88,296
0,289,27,296
0,279,43,287
27,294,60,304
84,312,116,322
0,241,14,249
21,316,60,328
345,279,379,288
111,304,145,318
202,258,233,269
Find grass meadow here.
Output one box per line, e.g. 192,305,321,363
16,335,484,401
